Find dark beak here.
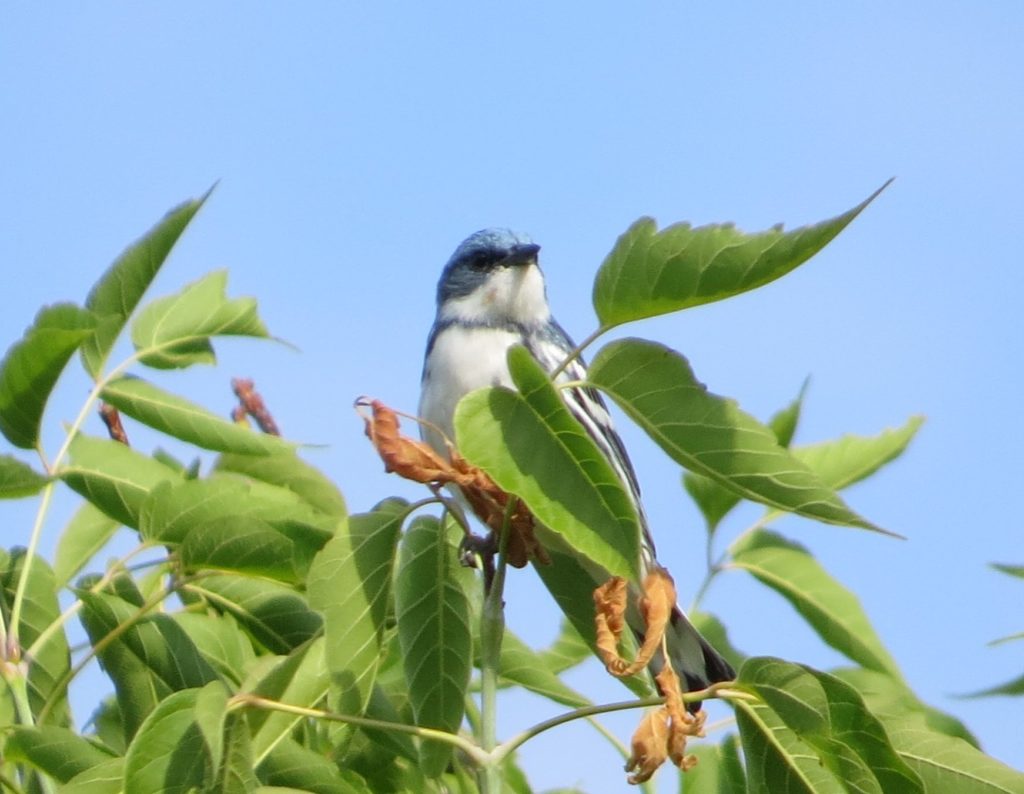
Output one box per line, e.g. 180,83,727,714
503,243,541,267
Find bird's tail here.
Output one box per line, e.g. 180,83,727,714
650,606,735,712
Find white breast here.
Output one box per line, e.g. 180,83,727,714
419,324,521,454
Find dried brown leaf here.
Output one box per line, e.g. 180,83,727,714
232,377,280,436
625,707,670,785
594,577,629,674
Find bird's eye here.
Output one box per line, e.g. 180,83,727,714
468,252,493,271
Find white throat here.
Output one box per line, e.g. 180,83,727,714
440,264,551,326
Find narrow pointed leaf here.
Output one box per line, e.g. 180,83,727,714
124,689,210,794
685,734,747,794
102,376,291,455
217,450,347,518
61,758,125,793
881,717,1024,793
589,339,888,534
485,628,590,708
991,563,1024,580
685,384,807,533
735,698,844,794
246,638,330,763
174,612,256,686
4,725,117,783
730,531,900,677
739,657,924,794
793,416,924,491
0,550,72,725
60,434,182,527
0,455,50,498
82,192,210,377
395,516,472,777
536,618,591,674
455,346,640,579
185,574,321,654
140,477,335,546
308,502,405,725
0,303,96,449
593,182,890,329
194,681,230,778
131,270,268,369
53,502,120,589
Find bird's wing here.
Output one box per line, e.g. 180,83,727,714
526,321,657,567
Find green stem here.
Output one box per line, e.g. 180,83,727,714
478,507,512,793
549,326,606,379
233,695,488,766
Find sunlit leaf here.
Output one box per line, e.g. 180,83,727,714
793,416,924,491
60,757,125,793
123,688,209,794
589,339,888,534
131,270,268,369
684,383,807,533
102,376,291,455
5,725,117,783
730,531,900,677
739,657,923,794
82,192,210,377
174,612,256,687
60,434,182,528
217,450,347,518
593,182,889,329
395,516,472,777
258,738,373,793
0,303,95,449
455,346,640,579
193,681,230,779
0,454,50,498
486,628,590,708
735,698,844,794
185,574,321,655
308,502,406,728
53,502,120,589
245,638,329,764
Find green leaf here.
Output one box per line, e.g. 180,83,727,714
124,688,210,794
739,657,923,794
179,515,329,584
194,681,230,779
683,734,747,794
4,725,115,783
991,562,1024,580
82,192,210,377
881,717,1024,793
730,531,900,677
0,454,50,498
308,502,405,727
259,738,372,794
77,585,219,738
394,516,472,777
173,612,257,686
131,270,268,369
186,574,322,655
102,376,291,455
593,182,890,330
0,550,72,725
61,757,125,793
455,346,641,579
589,339,888,534
487,628,590,708
246,638,330,764
531,542,653,698
735,699,844,794
217,450,347,518
535,618,591,675
691,611,747,674
963,672,1024,699
0,303,96,449
60,434,181,528
793,416,924,491
832,667,978,746
53,502,120,589
685,384,807,533
140,477,335,546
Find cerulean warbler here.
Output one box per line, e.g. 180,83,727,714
419,228,734,696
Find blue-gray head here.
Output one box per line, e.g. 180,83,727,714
435,228,550,326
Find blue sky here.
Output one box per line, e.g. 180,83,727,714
2,4,1022,791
